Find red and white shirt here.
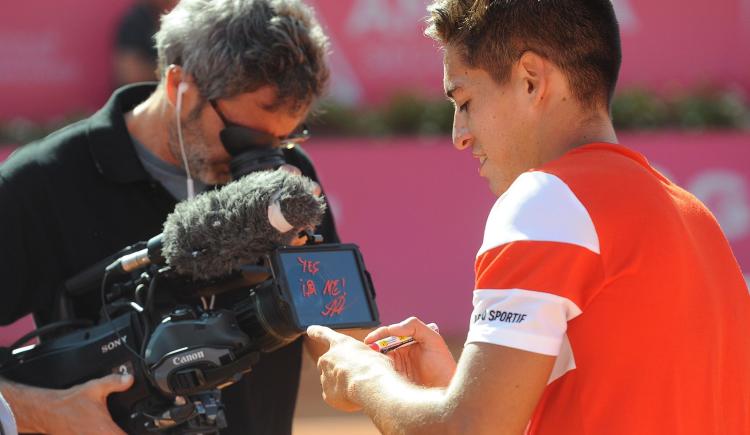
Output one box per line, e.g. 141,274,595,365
468,143,750,435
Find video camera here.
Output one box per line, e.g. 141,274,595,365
0,128,379,433
0,239,379,434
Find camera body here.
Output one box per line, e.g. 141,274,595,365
0,244,379,434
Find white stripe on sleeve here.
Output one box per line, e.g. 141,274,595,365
466,289,582,356
477,171,599,257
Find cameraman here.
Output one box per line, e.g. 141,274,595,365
0,0,336,433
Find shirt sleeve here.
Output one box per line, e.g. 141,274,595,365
0,391,18,435
0,169,63,325
466,171,604,356
0,174,33,324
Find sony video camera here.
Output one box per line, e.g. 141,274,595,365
0,242,379,434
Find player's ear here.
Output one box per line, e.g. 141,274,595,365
516,51,549,106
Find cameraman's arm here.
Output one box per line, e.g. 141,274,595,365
0,374,133,434
0,176,55,325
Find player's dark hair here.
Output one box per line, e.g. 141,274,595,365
426,0,622,110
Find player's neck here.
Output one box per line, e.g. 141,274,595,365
542,104,618,162
567,112,618,149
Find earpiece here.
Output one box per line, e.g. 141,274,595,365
174,80,195,199
177,82,189,96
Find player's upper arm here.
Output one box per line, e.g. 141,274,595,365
441,342,555,435
441,172,596,433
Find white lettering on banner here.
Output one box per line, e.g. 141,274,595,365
611,0,639,32
651,163,676,185
361,46,443,76
326,44,363,104
0,32,78,84
346,0,428,36
688,170,750,241
310,10,363,104
346,0,640,35
653,164,750,243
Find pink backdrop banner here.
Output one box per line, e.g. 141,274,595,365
1,0,749,120
1,133,749,339
309,0,750,105
0,146,13,162
0,0,134,121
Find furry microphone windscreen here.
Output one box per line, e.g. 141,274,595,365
161,169,326,280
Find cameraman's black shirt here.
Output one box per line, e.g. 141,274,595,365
0,84,339,434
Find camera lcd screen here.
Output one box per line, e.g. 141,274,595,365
276,246,377,328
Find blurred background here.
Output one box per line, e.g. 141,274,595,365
1,0,749,433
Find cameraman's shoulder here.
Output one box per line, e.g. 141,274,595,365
0,118,92,184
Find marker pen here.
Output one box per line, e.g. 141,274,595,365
369,323,439,354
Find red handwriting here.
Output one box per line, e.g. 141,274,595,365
323,279,343,296
321,293,347,317
302,279,317,298
297,257,320,275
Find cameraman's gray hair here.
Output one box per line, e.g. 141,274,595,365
155,0,330,112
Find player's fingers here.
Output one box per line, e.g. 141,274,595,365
306,325,345,346
365,317,437,344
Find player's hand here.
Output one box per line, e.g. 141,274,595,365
43,373,133,435
306,325,392,412
365,317,456,388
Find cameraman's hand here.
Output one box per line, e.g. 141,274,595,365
2,373,133,434
27,375,133,435
44,375,133,435
278,163,322,248
279,164,322,196
44,373,133,434
365,317,456,388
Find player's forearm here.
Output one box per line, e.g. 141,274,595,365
0,377,52,433
352,366,458,435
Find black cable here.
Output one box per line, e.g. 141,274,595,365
134,282,146,307
101,269,147,364
138,272,159,379
144,271,158,326
9,319,93,350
